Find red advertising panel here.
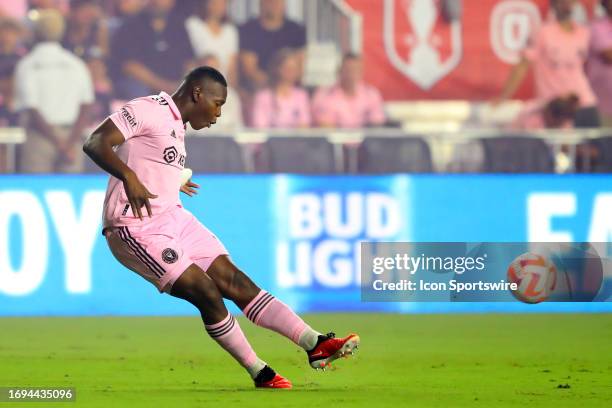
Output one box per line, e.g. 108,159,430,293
346,0,598,100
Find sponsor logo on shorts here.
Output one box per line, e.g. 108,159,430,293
163,146,178,164
120,107,137,128
162,248,178,264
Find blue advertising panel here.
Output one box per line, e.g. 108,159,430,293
0,174,610,315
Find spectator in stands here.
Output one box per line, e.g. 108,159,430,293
312,53,386,128
62,0,108,59
0,17,24,127
87,56,113,124
109,0,193,100
107,0,146,34
186,54,243,132
62,0,112,122
114,0,146,17
238,0,306,91
251,48,310,128
13,9,94,173
0,1,27,20
29,0,70,15
512,94,579,130
185,0,238,84
496,0,599,128
587,0,612,128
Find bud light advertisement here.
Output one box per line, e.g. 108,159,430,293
0,174,611,315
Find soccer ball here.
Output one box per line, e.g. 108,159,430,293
507,253,557,304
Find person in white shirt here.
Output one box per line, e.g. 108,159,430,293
13,9,94,173
185,0,238,85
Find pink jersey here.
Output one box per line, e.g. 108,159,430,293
523,21,596,107
102,91,187,229
312,83,385,128
251,87,311,128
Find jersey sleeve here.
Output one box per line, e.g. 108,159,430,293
108,99,151,141
522,27,544,62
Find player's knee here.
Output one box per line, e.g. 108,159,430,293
172,266,223,309
191,275,222,306
229,269,258,297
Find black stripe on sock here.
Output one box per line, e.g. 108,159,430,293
208,317,236,338
249,294,275,323
246,293,273,321
118,227,163,278
206,316,234,336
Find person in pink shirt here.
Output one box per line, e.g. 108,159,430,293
587,0,612,127
512,94,579,129
83,66,359,389
497,0,599,127
312,53,386,128
0,0,27,20
251,48,310,128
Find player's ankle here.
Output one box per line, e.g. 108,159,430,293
298,327,321,351
246,358,267,379
253,365,276,383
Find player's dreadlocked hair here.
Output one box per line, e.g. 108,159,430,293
184,66,227,88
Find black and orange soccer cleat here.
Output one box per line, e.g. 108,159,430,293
307,332,360,370
254,365,292,389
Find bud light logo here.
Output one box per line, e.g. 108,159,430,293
276,192,404,289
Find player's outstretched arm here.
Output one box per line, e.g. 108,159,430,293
83,119,157,219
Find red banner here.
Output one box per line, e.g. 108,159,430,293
346,0,598,100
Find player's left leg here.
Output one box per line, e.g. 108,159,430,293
169,263,291,388
206,256,360,369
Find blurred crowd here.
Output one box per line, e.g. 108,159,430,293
501,0,612,130
0,0,389,172
0,0,612,173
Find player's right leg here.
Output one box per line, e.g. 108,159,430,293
177,207,360,370
205,256,360,370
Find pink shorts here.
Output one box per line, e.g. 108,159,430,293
105,206,228,293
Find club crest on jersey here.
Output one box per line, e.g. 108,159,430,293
170,129,176,138
383,0,462,90
162,248,178,264
163,146,178,163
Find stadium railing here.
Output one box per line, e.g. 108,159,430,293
191,128,611,174
2,127,611,174
0,127,26,173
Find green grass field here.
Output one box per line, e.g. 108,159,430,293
0,314,610,407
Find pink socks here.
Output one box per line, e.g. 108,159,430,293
242,290,320,350
205,313,266,378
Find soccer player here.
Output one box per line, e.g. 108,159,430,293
82,66,359,389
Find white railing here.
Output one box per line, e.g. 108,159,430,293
3,127,610,174
202,127,611,174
